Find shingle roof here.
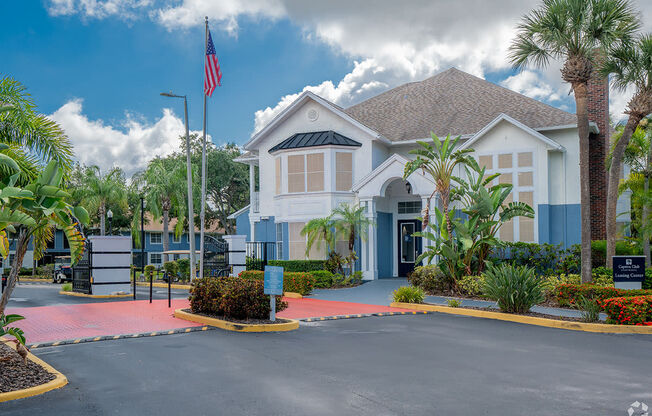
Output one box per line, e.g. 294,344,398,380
268,130,362,153
343,68,577,142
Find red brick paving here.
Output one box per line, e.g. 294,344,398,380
8,298,410,344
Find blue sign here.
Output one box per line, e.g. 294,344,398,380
264,266,284,295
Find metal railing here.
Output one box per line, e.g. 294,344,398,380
246,242,277,271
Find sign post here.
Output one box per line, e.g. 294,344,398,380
264,265,284,321
613,256,646,290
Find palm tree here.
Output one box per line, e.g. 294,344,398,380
301,215,335,258
403,134,474,237
138,159,187,263
508,0,640,282
332,203,373,272
77,166,128,235
602,34,652,269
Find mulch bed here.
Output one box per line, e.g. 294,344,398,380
181,309,292,325
0,342,55,393
428,303,589,323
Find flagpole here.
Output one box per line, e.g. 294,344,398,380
199,16,208,279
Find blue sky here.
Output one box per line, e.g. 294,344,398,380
2,0,648,175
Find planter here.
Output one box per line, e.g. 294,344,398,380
174,309,299,332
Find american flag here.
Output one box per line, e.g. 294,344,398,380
204,31,222,97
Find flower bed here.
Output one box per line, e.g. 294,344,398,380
238,270,315,295
556,284,652,307
600,295,652,325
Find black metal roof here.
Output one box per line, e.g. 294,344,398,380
268,131,362,153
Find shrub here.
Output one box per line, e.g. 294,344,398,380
458,275,484,297
576,296,601,323
144,265,156,281
177,258,190,281
61,283,72,292
591,240,640,268
483,264,544,314
644,268,652,290
18,267,32,276
309,270,334,288
540,274,581,299
447,299,461,308
392,286,425,303
190,277,287,320
267,260,326,272
592,266,612,278
238,270,315,295
556,284,652,307
37,263,54,276
163,261,178,278
408,265,453,294
600,295,652,325
324,251,345,275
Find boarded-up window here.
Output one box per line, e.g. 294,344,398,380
501,220,514,242
335,240,351,256
289,222,306,260
306,153,324,192
518,152,533,167
519,191,534,207
520,217,535,242
518,171,533,187
336,152,353,191
498,153,512,169
287,155,305,193
479,155,493,170
499,173,513,185
275,158,281,195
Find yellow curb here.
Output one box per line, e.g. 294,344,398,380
174,309,299,333
283,292,303,299
16,278,51,283
59,291,131,299
136,282,191,290
390,302,652,334
0,339,68,402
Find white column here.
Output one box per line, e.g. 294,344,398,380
362,198,377,280
223,235,247,277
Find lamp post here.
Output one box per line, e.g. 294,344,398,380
160,92,196,282
107,209,113,235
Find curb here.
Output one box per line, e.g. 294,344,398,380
59,291,132,299
390,302,652,334
174,309,299,332
135,282,191,290
300,310,431,322
27,326,214,350
0,339,68,402
16,278,52,283
283,292,303,299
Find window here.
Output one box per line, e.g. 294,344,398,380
150,253,162,265
498,153,512,169
287,155,305,193
398,201,421,214
336,152,353,191
275,157,282,195
276,223,284,260
172,233,181,244
150,232,162,244
288,222,305,260
306,153,324,192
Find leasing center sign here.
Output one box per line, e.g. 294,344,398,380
613,256,645,289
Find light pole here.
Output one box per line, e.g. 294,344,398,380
107,209,113,235
160,92,196,281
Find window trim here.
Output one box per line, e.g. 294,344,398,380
285,152,326,195
149,252,162,265
149,232,162,245
335,151,354,192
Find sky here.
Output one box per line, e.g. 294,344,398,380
2,0,651,176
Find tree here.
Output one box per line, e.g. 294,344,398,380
602,34,652,268
509,0,640,282
403,134,474,237
138,159,187,263
301,215,335,257
332,203,373,272
76,165,128,235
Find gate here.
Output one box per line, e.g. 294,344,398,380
246,242,277,271
203,235,230,277
72,241,92,294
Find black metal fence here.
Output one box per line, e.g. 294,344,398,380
204,235,230,277
246,242,277,271
72,241,92,294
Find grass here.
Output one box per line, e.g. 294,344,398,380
61,283,72,292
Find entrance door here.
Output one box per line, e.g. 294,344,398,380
397,220,421,276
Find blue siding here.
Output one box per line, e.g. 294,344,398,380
234,208,251,241
538,203,581,247
376,212,393,277
282,222,289,260
254,216,276,242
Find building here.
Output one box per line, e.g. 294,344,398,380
230,67,623,280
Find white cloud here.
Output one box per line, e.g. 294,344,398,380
47,0,153,20
49,99,193,176
501,70,563,102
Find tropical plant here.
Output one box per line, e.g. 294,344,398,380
509,0,640,282
301,215,335,258
482,264,544,314
76,165,127,235
603,34,652,269
447,299,462,308
403,134,474,235
332,203,373,272
392,286,425,304
0,313,25,345
576,296,601,322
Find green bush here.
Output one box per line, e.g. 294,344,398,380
407,265,453,294
18,267,32,276
309,270,334,288
144,265,156,280
238,270,315,295
540,274,581,299
483,264,544,314
557,284,652,307
267,260,326,272
600,295,652,325
37,263,54,276
447,299,461,308
392,286,425,304
61,283,72,292
591,240,640,268
190,277,288,320
644,268,652,290
576,296,601,323
458,275,485,296
163,261,178,278
177,258,190,281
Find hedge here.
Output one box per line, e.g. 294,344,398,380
556,284,652,307
267,260,326,272
238,270,315,295
309,270,334,288
600,295,652,325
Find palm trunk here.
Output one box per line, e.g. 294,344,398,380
606,116,641,269
0,229,29,316
162,209,170,264
441,188,452,239
643,143,652,267
99,203,106,236
573,83,593,283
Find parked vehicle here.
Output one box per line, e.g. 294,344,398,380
53,256,73,283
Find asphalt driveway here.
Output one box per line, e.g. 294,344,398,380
3,313,652,415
